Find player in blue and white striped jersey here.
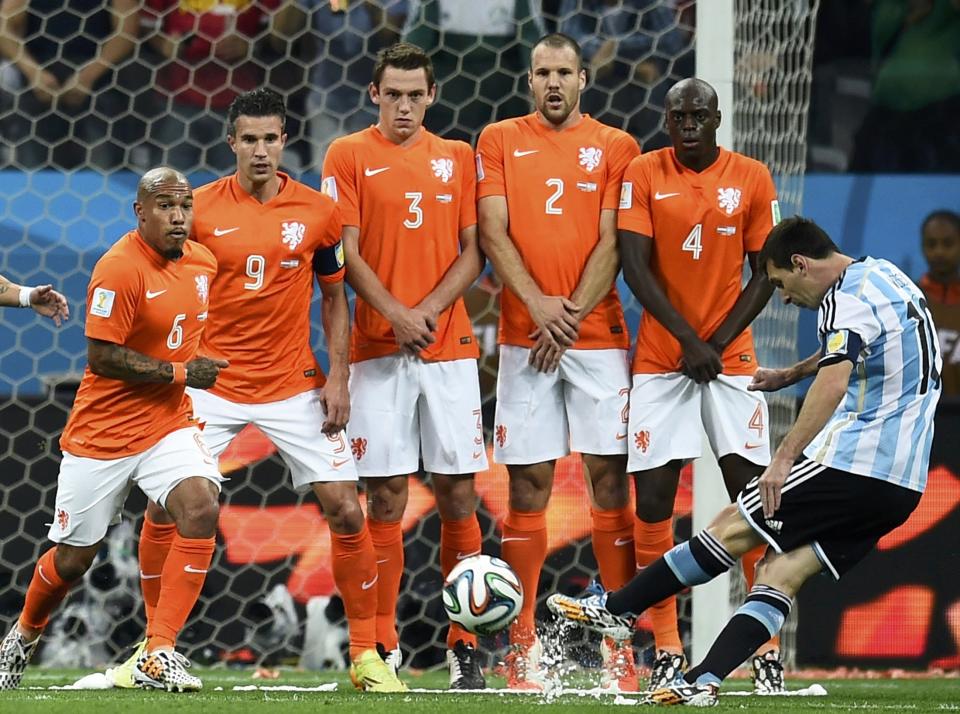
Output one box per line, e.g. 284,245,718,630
545,217,939,706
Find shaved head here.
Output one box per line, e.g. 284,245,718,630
666,78,718,111
135,166,193,261
137,166,191,204
664,78,721,171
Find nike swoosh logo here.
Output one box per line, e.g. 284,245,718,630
744,442,765,450
332,458,350,469
615,433,627,440
140,571,162,580
213,227,239,236
183,564,208,574
364,167,390,177
472,451,483,459
513,149,538,157
376,559,390,564
501,536,530,543
614,537,634,547
361,574,379,590
145,289,166,299
38,564,54,586
456,550,481,560
654,192,680,200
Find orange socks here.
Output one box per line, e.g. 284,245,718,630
20,548,72,631
147,534,214,651
330,527,378,659
139,515,177,627
367,517,404,651
635,518,682,653
741,544,780,654
590,506,636,591
501,508,547,645
440,514,482,648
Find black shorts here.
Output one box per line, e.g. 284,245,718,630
737,458,921,580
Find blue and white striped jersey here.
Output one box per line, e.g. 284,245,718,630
806,257,942,492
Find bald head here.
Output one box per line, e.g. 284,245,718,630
666,78,719,111
664,78,721,172
137,167,191,204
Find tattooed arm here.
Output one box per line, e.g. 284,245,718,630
87,338,227,388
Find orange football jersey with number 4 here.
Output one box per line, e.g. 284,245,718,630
618,147,779,375
476,114,639,349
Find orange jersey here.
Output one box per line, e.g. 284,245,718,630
191,173,345,403
321,127,479,364
475,114,640,349
618,147,779,375
61,231,217,458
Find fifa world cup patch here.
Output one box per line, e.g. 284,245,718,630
825,331,848,356
89,287,115,318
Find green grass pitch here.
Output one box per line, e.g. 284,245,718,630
5,668,958,712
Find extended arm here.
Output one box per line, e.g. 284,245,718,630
317,277,350,433
0,274,69,325
87,338,226,388
416,224,485,322
749,351,821,392
705,251,774,352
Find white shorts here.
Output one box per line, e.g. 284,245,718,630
187,387,358,492
49,427,223,547
347,354,488,477
493,346,630,464
627,373,771,472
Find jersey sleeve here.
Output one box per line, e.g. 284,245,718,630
744,164,779,253
84,253,141,345
320,139,360,227
312,200,346,284
817,289,882,366
457,141,478,230
602,132,642,210
616,155,653,236
475,124,506,199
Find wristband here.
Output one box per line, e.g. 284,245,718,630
171,362,187,385
18,286,32,308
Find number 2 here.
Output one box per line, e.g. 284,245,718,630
545,178,563,215
682,224,703,260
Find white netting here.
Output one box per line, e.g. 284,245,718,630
0,0,815,676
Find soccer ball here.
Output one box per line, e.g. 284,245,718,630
442,554,523,636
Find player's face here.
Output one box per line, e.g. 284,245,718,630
765,259,821,309
529,44,585,127
922,217,960,280
135,185,193,260
228,115,286,184
665,89,720,165
370,67,435,143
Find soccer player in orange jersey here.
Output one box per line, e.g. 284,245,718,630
321,43,488,690
616,78,783,692
130,90,403,692
0,168,226,692
476,33,641,691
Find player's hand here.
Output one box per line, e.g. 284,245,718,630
31,69,60,104
185,356,229,389
29,285,70,326
679,335,722,383
528,295,580,347
320,375,350,435
527,329,565,374
390,306,437,355
758,458,790,518
748,367,792,392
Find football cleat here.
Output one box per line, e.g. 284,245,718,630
349,649,407,692
751,650,785,693
134,648,202,692
504,636,544,691
376,642,402,676
546,590,634,640
0,627,40,691
600,635,639,692
648,680,719,707
649,649,688,691
106,638,146,689
447,640,486,690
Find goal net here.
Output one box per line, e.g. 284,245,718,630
0,0,816,675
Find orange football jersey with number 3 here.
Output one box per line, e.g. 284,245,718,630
476,113,640,349
191,173,344,403
618,147,779,375
61,231,217,458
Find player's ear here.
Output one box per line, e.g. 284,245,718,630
133,200,143,221
369,82,380,105
715,109,722,129
578,68,586,91
527,69,533,93
426,83,437,106
791,254,806,273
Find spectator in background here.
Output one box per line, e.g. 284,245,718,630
919,210,960,396
143,0,281,173
556,0,687,147
851,0,960,172
403,0,543,144
0,0,138,169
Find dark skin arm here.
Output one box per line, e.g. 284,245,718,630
703,251,774,354
87,338,227,389
619,229,721,382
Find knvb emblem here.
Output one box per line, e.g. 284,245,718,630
717,187,742,215
495,424,507,449
635,430,651,454
56,508,69,531
350,437,367,461
431,158,454,183
195,274,209,304
578,146,603,172
281,221,306,250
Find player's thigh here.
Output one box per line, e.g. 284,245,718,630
702,375,771,465
186,387,251,458
251,389,358,492
348,354,421,478
49,451,138,547
561,348,631,457
134,427,225,509
627,372,701,472
418,358,488,475
493,345,567,464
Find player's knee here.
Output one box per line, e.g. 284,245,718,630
323,493,364,534
434,475,478,521
508,477,550,512
175,497,219,538
634,488,674,522
53,544,98,581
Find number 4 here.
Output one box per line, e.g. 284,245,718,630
682,224,703,260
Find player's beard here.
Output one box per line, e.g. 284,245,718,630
163,247,184,260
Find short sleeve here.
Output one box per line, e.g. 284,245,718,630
457,141,478,230
320,139,360,227
85,254,141,344
312,200,345,283
616,155,653,236
476,124,506,199
601,131,641,210
744,164,779,253
819,289,883,350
